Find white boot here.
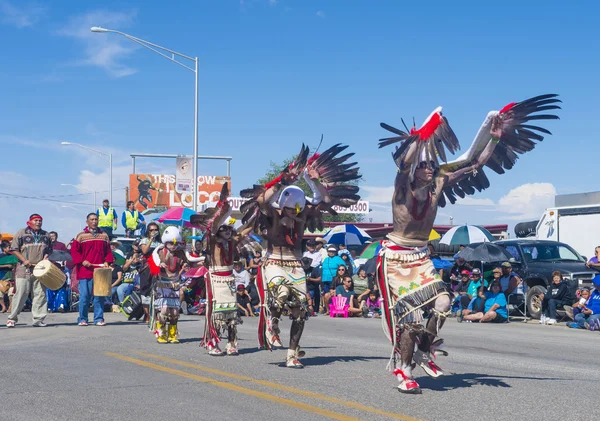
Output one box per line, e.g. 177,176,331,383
393,366,421,394
414,349,444,378
286,349,303,369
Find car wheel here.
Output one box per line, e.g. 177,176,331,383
527,285,547,319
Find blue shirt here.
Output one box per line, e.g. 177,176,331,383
484,291,508,319
321,256,346,283
587,289,600,314
121,210,145,229
335,285,354,301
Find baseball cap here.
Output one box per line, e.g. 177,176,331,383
501,262,512,268
327,246,337,252
472,268,481,275
306,240,316,246
237,284,246,290
460,269,471,276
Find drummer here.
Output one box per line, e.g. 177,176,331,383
70,213,114,326
6,213,52,328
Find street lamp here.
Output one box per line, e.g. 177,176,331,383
61,141,112,205
90,26,199,213
61,183,97,208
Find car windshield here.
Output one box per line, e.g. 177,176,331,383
520,243,584,263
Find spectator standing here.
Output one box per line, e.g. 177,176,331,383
110,264,124,304
97,199,118,238
339,249,355,276
315,237,328,261
233,261,250,288
321,246,345,294
540,271,572,325
7,214,52,328
585,246,600,271
0,241,16,313
122,201,146,238
70,213,114,326
302,240,322,268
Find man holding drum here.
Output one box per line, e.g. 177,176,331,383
6,214,52,328
71,213,114,326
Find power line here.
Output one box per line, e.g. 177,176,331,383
0,191,124,206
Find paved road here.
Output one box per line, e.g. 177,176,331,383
1,311,597,421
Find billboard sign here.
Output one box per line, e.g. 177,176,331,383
175,156,193,192
129,174,230,212
225,197,369,214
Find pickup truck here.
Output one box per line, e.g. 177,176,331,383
493,239,596,319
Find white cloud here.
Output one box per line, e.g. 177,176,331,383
497,182,555,220
316,10,325,18
0,1,46,28
361,185,394,204
268,0,277,5
359,182,556,225
58,10,138,78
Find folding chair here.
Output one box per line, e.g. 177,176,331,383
507,291,528,322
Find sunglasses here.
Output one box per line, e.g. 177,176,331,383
338,269,346,272
149,229,158,232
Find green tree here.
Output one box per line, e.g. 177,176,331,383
256,157,364,223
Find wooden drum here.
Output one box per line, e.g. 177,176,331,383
33,260,66,290
93,267,113,297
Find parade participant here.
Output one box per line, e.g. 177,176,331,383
47,231,69,313
97,199,118,238
71,213,114,326
138,222,161,324
147,226,188,344
376,94,561,393
192,183,252,356
240,143,361,368
6,214,52,328
122,201,146,238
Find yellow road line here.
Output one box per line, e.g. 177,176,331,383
105,352,362,421
135,351,423,421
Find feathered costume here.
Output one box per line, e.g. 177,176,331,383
191,183,248,356
240,142,361,368
377,94,561,393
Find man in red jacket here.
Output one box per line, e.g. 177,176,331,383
70,213,113,326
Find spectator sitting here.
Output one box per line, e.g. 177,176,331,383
236,284,254,317
323,264,349,315
463,280,508,323
564,287,591,320
500,261,524,296
233,261,250,289
352,267,372,303
568,275,600,330
539,270,572,325
454,269,472,312
362,290,382,318
335,276,362,316
450,257,472,289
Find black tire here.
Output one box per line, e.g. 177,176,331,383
527,285,547,319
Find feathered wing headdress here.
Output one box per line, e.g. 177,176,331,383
239,142,362,233
379,94,561,207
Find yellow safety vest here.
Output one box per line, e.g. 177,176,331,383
125,211,140,230
98,207,115,227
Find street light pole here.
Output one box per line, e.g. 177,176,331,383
61,142,112,205
90,26,200,214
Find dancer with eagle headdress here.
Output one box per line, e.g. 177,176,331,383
190,183,255,356
376,94,561,393
240,143,361,368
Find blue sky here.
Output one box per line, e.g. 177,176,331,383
0,0,599,240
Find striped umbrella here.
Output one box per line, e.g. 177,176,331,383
153,207,198,227
322,224,372,246
439,225,495,245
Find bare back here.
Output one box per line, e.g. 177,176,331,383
263,208,306,259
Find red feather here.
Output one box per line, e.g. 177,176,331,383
410,112,442,141
499,102,516,114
